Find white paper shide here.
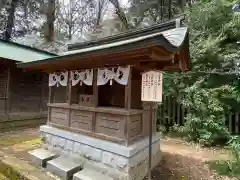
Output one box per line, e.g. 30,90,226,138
48,66,130,87
49,71,68,87
97,66,130,86
70,69,93,86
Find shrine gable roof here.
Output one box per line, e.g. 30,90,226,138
17,18,190,72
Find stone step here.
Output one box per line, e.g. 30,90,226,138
73,168,114,180
28,148,58,167
46,157,82,180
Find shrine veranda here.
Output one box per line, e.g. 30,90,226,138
18,19,190,180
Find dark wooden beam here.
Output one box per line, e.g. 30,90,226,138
38,56,152,73
150,50,175,62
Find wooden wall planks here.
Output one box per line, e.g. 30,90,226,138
70,110,93,131
95,113,125,139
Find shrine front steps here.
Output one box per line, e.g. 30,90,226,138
28,148,59,167
46,157,82,180
73,168,114,180
28,148,122,180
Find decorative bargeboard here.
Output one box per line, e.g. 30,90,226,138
48,66,130,87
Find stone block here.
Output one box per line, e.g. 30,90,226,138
73,168,114,180
41,126,162,180
102,152,128,170
51,136,65,149
46,157,82,180
64,140,74,152
28,148,58,167
41,133,52,145
73,143,102,161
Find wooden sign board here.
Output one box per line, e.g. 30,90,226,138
141,70,163,102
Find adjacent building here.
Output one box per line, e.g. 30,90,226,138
0,40,56,130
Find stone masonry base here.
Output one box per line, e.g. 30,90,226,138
40,125,162,180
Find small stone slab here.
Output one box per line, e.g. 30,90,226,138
28,148,58,167
47,157,82,180
73,168,114,180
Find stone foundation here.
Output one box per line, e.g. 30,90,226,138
40,125,162,180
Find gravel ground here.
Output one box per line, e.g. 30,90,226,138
0,128,238,180
149,152,238,180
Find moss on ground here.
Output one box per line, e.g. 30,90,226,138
0,162,28,180
0,138,42,148
0,173,9,180
17,138,41,146
0,138,27,147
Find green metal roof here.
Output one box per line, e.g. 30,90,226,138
0,39,57,62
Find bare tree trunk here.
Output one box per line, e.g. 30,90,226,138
95,0,107,27
68,25,72,40
187,0,192,8
161,0,164,22
45,0,55,42
23,0,30,19
68,0,72,40
3,0,18,40
168,0,172,20
109,0,129,30
177,0,185,12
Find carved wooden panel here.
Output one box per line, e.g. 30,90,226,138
95,113,125,139
129,114,142,138
70,110,93,131
50,107,69,126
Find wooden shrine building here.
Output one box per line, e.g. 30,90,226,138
0,39,56,130
19,19,190,180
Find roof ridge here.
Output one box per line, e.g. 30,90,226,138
64,27,188,56
68,17,185,51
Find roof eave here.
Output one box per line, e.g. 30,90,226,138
17,35,182,70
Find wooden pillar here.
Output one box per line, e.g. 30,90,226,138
124,66,132,146
125,66,132,109
5,68,11,119
67,71,72,104
47,77,53,123
67,71,72,127
39,73,45,113
93,69,98,107
92,69,98,132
